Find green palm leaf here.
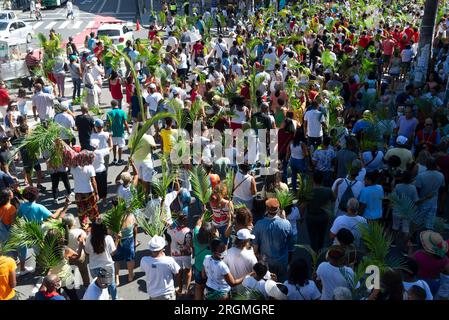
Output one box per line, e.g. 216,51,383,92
386,192,418,222
224,166,235,200
233,287,265,300
103,199,128,235
275,189,295,211
189,166,212,207
35,234,64,275
4,218,45,252
297,174,313,204
294,244,328,272
358,221,391,262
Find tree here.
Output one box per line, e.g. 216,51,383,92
414,0,439,87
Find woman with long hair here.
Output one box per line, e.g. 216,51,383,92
210,183,234,244
84,220,119,300
284,259,321,300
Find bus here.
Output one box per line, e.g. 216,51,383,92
41,0,68,7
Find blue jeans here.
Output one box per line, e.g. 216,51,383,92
72,78,81,99
418,203,437,230
216,225,229,246
90,266,118,300
290,157,307,191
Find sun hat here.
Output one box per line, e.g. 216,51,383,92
236,228,255,241
264,280,288,300
420,230,448,258
396,135,408,145
94,119,104,127
148,236,166,252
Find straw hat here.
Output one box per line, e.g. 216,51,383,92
420,231,448,258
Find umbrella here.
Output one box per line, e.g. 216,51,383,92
180,31,202,44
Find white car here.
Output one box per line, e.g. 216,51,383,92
0,20,34,43
96,22,133,50
0,11,17,21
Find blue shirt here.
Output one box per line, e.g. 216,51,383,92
0,169,14,189
351,119,371,134
358,185,384,220
253,216,293,266
35,292,66,300
18,202,52,223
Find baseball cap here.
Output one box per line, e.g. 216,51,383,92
94,119,104,127
236,228,255,240
396,135,408,145
97,266,113,285
149,83,157,90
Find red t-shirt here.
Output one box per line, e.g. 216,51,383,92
240,85,250,100
358,35,372,49
193,43,204,56
309,90,319,101
413,251,449,279
148,30,157,40
382,39,396,56
0,88,9,106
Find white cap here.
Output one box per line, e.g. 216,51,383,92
149,83,156,89
148,236,166,251
396,135,408,145
264,280,288,300
236,228,255,240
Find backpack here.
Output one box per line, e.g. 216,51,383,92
338,179,357,212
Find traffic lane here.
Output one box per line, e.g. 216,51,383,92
120,0,137,13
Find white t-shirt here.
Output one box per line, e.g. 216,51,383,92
331,178,364,217
167,36,178,49
167,226,192,257
84,235,116,269
223,247,257,280
287,206,301,236
117,184,133,204
316,262,354,300
140,255,180,298
92,148,110,173
330,215,368,246
304,109,324,138
54,112,75,140
178,52,188,69
67,228,86,252
403,280,433,300
203,255,231,292
214,42,228,60
242,276,267,298
71,165,96,193
262,52,277,71
145,92,163,112
82,279,109,300
283,280,321,300
91,131,110,149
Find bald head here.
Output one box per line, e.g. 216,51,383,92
43,274,60,291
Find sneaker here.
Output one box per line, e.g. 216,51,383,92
111,160,117,166
117,159,124,166
37,185,47,192
53,198,59,205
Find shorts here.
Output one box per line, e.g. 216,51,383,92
193,266,206,285
136,160,155,182
112,137,126,148
383,55,391,64
24,162,41,175
392,213,410,233
112,237,135,262
174,255,192,269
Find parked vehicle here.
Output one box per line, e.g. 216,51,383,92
0,19,34,43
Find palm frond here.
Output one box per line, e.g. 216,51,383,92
358,221,391,262
233,287,265,300
36,234,64,275
189,166,212,206
297,174,313,204
4,218,45,252
386,192,418,222
294,244,327,272
224,166,235,200
103,199,128,235
275,189,295,211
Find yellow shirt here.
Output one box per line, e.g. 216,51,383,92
160,128,177,155
0,256,16,300
132,134,156,162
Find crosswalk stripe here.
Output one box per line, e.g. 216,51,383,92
71,21,83,29
32,21,43,30
86,21,95,29
59,20,71,29
44,21,57,29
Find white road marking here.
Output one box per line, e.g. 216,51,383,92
44,21,57,29
71,20,83,29
116,0,121,14
32,21,44,30
97,0,107,14
59,20,71,29
86,21,95,29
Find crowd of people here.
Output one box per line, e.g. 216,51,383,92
1,0,449,301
